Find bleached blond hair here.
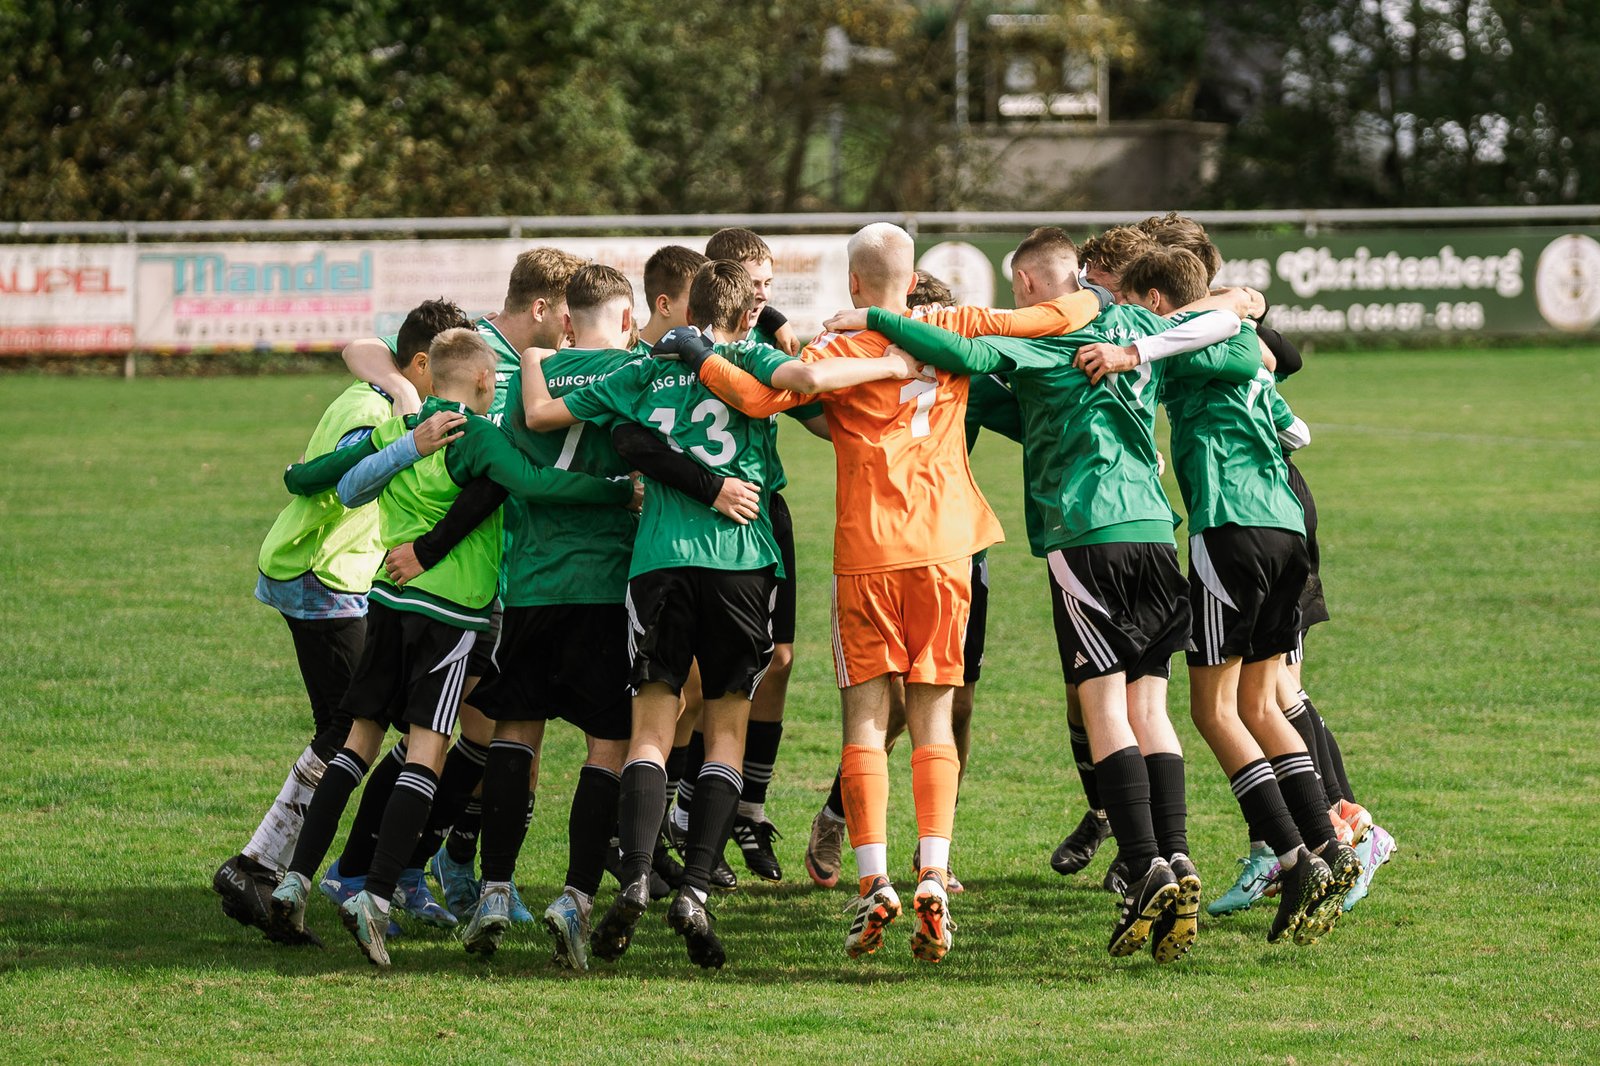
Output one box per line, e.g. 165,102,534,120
846,222,915,294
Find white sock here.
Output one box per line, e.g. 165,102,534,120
917,836,951,877
1277,846,1302,869
671,805,690,832
371,894,391,914
687,885,708,904
244,746,326,870
820,806,845,825
854,842,887,884
1250,839,1268,851
737,800,765,822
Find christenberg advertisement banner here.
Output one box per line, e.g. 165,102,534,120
913,228,1600,337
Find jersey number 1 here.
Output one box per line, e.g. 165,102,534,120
899,375,939,438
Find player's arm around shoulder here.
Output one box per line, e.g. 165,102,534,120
450,414,634,507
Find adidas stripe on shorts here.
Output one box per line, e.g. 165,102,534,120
1045,541,1193,687
340,601,476,736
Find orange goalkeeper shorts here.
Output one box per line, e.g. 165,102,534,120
829,559,972,688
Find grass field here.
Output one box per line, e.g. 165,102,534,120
2,348,1598,1064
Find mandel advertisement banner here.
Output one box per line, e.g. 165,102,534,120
913,228,1600,337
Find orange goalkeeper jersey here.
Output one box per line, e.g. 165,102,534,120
696,289,1103,575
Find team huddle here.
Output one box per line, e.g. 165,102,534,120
213,218,1395,972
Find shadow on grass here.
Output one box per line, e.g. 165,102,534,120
0,870,1331,986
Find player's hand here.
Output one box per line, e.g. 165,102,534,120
1156,450,1166,476
626,473,645,513
651,328,715,372
773,322,801,356
1075,342,1139,384
881,344,924,380
1242,287,1267,322
413,410,467,456
384,542,425,585
823,308,869,332
712,477,761,525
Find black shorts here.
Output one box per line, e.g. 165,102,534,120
1285,460,1330,631
466,602,502,681
470,604,631,741
770,492,797,646
625,566,776,700
1046,542,1192,686
282,614,365,743
1186,524,1310,667
963,554,989,685
341,602,476,736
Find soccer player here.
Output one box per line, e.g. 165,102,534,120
519,259,909,969
865,229,1262,961
264,328,635,966
668,228,823,886
212,299,472,941
337,248,589,924
1079,225,1158,295
451,264,734,970
804,270,992,895
689,223,1105,962
1080,246,1362,944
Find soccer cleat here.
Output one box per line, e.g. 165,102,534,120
542,890,591,972
731,816,784,883
1206,844,1278,916
213,853,275,933
507,881,535,923
1102,851,1130,896
667,890,726,970
1151,854,1201,964
590,872,651,962
1268,847,1334,945
268,871,323,946
667,815,738,892
1051,810,1112,876
317,857,361,907
1329,806,1355,847
1109,857,1179,957
1338,799,1374,845
340,890,392,967
805,809,847,888
1301,841,1362,943
429,844,481,920
1342,825,1396,912
396,867,457,928
909,872,954,963
844,877,902,958
462,883,512,957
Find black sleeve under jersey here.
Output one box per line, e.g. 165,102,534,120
1257,325,1303,378
610,422,723,507
413,476,510,570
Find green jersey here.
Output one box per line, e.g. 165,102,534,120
875,305,1261,553
383,316,520,425
502,348,639,607
258,380,392,592
563,358,784,578
284,396,633,627
1160,319,1305,537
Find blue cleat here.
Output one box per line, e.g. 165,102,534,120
397,867,458,928
508,880,535,924
1206,844,1279,917
428,845,481,920
462,883,512,957
542,890,591,971
319,860,400,937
